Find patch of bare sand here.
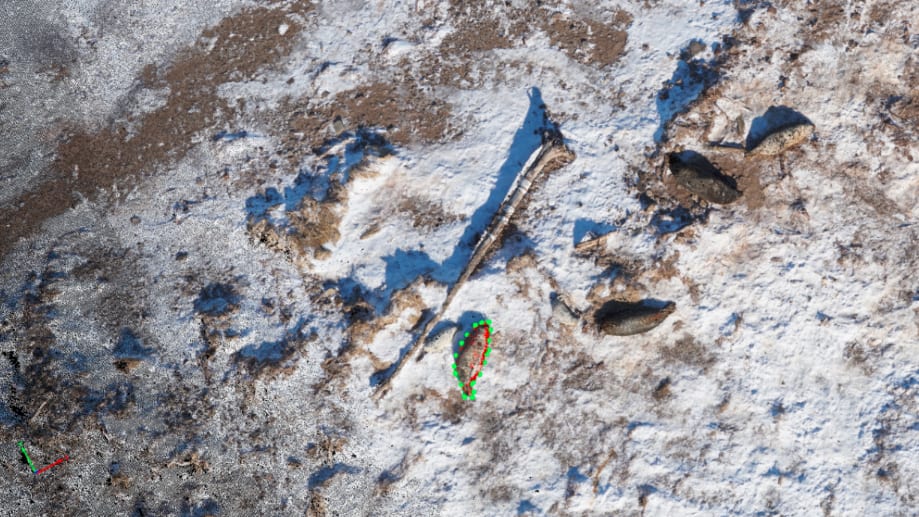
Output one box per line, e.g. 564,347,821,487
440,0,632,67
441,1,517,53
396,195,463,230
390,2,632,91
270,1,632,164
273,80,456,173
0,2,312,258
657,83,766,211
706,152,766,210
544,10,632,66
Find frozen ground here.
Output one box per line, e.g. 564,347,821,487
0,0,917,515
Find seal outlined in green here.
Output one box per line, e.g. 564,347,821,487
451,319,493,401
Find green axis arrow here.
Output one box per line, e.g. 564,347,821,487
17,441,36,473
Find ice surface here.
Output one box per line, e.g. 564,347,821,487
1,0,917,515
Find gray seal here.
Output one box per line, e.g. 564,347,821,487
595,300,676,336
668,151,741,204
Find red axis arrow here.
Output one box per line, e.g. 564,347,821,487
35,455,70,475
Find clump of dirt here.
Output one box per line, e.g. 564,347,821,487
652,376,672,400
396,196,463,230
0,3,311,258
349,281,428,347
667,150,742,204
800,1,851,45
436,389,470,424
112,328,153,374
288,193,345,256
879,93,919,144
844,335,908,378
441,2,516,53
843,179,905,219
659,334,716,371
504,249,539,277
307,493,327,517
544,10,632,66
561,354,606,392
710,152,766,210
643,250,681,283
659,149,764,211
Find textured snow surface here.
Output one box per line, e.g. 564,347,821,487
1,0,917,515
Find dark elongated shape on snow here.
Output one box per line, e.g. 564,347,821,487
595,300,675,336
454,324,489,397
668,151,741,204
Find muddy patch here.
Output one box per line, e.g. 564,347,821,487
396,196,463,230
246,130,393,265
0,3,312,258
659,334,716,371
388,2,630,93
801,1,849,45
544,10,632,66
284,82,454,151
441,2,517,53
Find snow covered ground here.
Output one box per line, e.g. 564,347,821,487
1,0,917,515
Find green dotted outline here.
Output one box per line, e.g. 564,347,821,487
451,319,493,401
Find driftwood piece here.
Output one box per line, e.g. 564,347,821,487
373,126,576,400
574,231,612,254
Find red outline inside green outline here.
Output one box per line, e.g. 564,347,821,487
451,319,493,401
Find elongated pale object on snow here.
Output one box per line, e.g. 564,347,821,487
747,122,814,156
373,127,576,399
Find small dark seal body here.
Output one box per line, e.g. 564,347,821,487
454,324,490,396
668,151,741,204
595,300,676,336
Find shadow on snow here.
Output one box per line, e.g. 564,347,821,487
366,88,550,386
